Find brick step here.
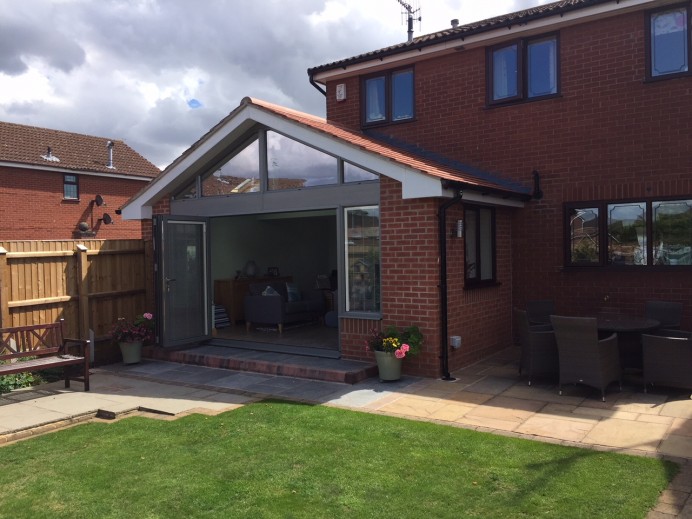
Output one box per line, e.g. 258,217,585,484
143,344,377,384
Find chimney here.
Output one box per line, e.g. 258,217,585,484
451,19,459,29
106,140,115,169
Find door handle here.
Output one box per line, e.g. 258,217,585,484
165,277,176,292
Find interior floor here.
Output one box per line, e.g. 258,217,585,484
214,321,339,352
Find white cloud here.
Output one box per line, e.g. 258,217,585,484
0,0,548,168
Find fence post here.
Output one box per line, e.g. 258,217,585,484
76,244,90,340
0,247,8,328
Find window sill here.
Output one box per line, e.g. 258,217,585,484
464,280,502,290
62,198,80,203
643,71,692,84
485,93,562,110
562,264,692,272
361,117,415,130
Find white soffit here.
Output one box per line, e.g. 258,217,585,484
312,0,658,83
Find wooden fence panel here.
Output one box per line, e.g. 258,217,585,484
0,240,151,341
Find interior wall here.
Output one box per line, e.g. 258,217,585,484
211,212,337,292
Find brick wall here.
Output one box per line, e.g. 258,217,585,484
0,166,150,240
325,10,692,332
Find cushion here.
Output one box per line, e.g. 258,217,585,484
262,285,280,296
286,282,301,302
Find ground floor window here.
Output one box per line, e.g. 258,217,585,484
464,205,496,286
344,206,380,313
566,198,692,267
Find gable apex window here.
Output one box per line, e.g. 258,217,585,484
488,34,559,105
363,68,414,126
648,5,690,79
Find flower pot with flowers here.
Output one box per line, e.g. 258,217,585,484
366,325,423,381
111,312,155,364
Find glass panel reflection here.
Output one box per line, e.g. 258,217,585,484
569,207,599,264
201,139,260,196
267,131,337,190
653,200,692,265
345,206,380,313
608,203,647,265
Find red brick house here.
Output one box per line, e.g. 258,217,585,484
123,0,691,378
0,121,160,240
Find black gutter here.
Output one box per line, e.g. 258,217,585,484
438,187,464,381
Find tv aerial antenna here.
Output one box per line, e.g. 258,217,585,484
397,0,421,43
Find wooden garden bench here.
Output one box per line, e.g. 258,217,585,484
0,320,90,391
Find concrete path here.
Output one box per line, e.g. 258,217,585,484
1,347,691,517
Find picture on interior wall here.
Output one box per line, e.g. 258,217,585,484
267,267,280,277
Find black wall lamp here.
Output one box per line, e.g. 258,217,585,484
532,170,543,200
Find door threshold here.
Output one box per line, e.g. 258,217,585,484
205,338,341,359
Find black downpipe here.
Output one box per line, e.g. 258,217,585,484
438,189,463,380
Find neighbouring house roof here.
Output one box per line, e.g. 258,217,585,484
121,97,531,219
0,121,160,179
308,0,653,78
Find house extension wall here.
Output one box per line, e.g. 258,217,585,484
326,9,692,333
0,166,149,240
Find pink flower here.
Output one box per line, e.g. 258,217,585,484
143,313,153,320
401,343,410,352
395,348,406,359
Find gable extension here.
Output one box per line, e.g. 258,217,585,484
121,97,530,220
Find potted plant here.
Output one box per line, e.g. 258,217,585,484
366,325,423,381
111,312,154,364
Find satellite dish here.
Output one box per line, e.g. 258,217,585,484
101,213,113,225
94,194,105,206
78,222,90,232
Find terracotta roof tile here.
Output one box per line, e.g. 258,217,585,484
0,121,160,178
246,97,530,197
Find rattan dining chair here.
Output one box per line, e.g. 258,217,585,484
642,331,692,392
526,300,555,327
514,309,558,386
550,315,622,402
645,301,683,330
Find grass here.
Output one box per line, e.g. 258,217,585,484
0,400,677,518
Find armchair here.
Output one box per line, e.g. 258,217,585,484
550,315,622,401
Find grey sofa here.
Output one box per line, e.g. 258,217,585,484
244,281,325,333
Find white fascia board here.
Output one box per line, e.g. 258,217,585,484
0,161,153,182
458,190,525,208
121,110,260,220
312,0,658,83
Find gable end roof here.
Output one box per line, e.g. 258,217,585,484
0,121,160,179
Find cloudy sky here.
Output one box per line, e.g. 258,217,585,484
0,0,549,169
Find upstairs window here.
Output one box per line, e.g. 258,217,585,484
363,68,414,125
63,174,79,200
488,34,558,104
648,5,690,78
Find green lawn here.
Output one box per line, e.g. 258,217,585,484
0,400,677,518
